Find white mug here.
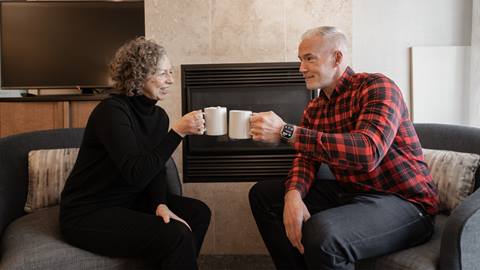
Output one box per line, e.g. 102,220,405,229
203,106,227,136
229,110,252,139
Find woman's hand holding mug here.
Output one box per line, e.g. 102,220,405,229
172,110,205,137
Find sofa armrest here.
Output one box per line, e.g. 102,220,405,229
440,188,480,270
0,191,9,237
165,157,182,196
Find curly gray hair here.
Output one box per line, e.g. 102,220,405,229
109,37,167,96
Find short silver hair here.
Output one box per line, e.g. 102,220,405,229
301,26,348,53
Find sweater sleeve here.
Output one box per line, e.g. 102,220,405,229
147,132,183,208
92,99,183,190
146,172,168,208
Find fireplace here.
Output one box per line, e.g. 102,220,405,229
182,62,313,182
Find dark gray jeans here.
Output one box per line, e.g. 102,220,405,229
249,179,434,270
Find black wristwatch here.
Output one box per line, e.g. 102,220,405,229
280,124,295,143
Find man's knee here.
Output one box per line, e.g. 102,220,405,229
302,216,350,267
303,217,339,252
248,181,269,208
248,182,264,206
249,180,283,204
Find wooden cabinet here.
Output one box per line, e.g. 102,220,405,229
0,95,107,138
70,100,100,128
0,101,67,137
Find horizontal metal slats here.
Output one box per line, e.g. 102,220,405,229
183,63,304,86
184,154,295,181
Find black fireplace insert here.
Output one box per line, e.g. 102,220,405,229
182,62,314,182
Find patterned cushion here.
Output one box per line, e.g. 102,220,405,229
24,148,79,213
423,148,480,212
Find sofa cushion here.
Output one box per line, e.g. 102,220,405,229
0,206,155,270
24,148,79,213
423,148,480,212
356,214,447,270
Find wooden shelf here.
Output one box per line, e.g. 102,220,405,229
0,94,109,137
0,94,110,102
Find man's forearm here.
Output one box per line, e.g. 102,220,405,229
285,189,302,201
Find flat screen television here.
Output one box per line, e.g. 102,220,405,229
0,0,145,91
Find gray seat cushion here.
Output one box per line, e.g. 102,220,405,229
356,214,446,270
0,206,155,270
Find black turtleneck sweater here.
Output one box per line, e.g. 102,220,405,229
60,94,182,224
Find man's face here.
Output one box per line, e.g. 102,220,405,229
297,36,337,91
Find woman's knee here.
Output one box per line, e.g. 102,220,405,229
159,221,195,249
191,199,212,226
145,222,196,262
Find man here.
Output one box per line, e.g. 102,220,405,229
248,26,439,270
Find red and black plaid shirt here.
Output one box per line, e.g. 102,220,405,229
286,67,439,215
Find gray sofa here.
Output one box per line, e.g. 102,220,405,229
356,123,480,270
1,124,480,270
0,128,180,269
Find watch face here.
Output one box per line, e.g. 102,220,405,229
281,124,294,139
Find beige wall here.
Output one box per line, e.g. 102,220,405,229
146,0,352,254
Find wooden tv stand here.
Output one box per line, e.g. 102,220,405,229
0,94,109,138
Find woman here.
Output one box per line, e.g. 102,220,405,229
59,37,210,269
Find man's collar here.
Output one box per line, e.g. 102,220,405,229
320,66,354,100
334,66,354,94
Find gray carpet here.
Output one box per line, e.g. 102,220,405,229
198,255,275,270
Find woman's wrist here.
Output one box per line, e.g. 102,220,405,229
171,126,186,138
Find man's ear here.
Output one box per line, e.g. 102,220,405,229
334,50,343,66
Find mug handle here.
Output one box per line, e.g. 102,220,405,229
201,112,206,134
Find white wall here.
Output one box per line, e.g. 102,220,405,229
352,0,472,111
469,0,480,127
411,46,470,124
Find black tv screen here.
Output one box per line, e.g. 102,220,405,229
0,0,145,89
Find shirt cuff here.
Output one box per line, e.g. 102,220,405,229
284,180,307,198
169,129,185,141
293,126,323,153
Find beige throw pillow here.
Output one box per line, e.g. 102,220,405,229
423,148,480,212
25,148,79,213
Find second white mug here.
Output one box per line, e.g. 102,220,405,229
229,110,252,139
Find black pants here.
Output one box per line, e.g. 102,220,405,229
249,180,434,270
61,193,211,270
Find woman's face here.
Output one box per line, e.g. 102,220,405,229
143,56,174,101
